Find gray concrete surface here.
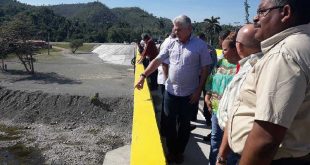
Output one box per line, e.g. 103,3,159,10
103,89,211,165
103,145,131,165
0,44,135,97
93,44,135,66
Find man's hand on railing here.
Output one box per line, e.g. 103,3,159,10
134,74,146,90
137,56,144,64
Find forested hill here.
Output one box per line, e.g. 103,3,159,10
0,0,173,43
0,0,33,22
112,7,172,33
48,2,117,25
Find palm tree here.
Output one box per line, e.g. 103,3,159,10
204,16,222,46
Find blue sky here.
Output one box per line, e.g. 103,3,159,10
18,0,260,25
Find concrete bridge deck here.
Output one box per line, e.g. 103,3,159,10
103,89,211,165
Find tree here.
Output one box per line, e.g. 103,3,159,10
0,31,9,71
204,16,222,46
244,0,250,23
4,14,37,74
70,39,84,53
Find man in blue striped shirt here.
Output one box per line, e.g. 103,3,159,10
135,15,212,163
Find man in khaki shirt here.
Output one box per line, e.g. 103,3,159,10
217,0,310,165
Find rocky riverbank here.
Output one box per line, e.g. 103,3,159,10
0,87,133,164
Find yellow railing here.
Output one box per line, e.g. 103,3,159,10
216,49,223,58
130,50,166,165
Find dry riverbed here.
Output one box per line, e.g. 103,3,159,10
0,44,134,164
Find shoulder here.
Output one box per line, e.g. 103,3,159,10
191,37,205,45
281,33,310,80
190,37,209,51
283,33,310,52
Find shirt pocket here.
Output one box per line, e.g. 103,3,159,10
168,49,180,65
183,50,197,65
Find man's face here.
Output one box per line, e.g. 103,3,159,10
253,0,284,41
173,22,192,43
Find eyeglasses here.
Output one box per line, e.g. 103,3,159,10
256,6,284,17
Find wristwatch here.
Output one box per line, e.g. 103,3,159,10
140,73,147,78
216,156,227,164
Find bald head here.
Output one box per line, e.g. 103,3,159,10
236,24,261,58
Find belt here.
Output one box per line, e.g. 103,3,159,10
271,153,310,165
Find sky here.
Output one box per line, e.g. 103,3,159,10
18,0,260,25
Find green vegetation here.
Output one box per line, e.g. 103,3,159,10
0,0,239,73
39,48,62,54
53,43,96,52
70,39,83,53
7,143,33,157
204,16,222,46
0,1,173,43
0,124,21,141
0,0,238,47
88,128,100,135
52,43,71,49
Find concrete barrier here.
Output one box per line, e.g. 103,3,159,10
130,49,166,165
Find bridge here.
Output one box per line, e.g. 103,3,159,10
103,48,215,165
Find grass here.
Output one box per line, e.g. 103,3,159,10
38,48,62,54
5,53,18,59
0,143,42,163
53,43,70,49
0,124,20,136
88,128,100,135
3,48,62,60
34,48,63,59
7,143,33,157
0,124,21,141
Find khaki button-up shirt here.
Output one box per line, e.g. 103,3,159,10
228,23,310,160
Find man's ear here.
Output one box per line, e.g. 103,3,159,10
281,4,292,23
236,42,244,58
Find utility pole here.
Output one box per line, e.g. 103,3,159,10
47,32,50,55
244,0,250,23
140,15,147,33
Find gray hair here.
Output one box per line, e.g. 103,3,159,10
173,15,192,28
269,0,289,6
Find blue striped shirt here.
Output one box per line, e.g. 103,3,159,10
156,35,212,96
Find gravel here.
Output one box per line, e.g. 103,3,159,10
0,44,134,164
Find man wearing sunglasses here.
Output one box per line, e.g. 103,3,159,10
217,0,310,165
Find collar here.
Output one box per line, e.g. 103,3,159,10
176,34,194,44
261,23,310,55
239,52,263,67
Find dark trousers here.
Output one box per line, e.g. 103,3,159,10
202,89,212,126
159,84,167,136
271,153,310,165
233,153,310,165
143,58,158,90
164,91,196,154
191,88,212,125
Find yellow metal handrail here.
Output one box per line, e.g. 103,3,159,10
130,48,166,165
